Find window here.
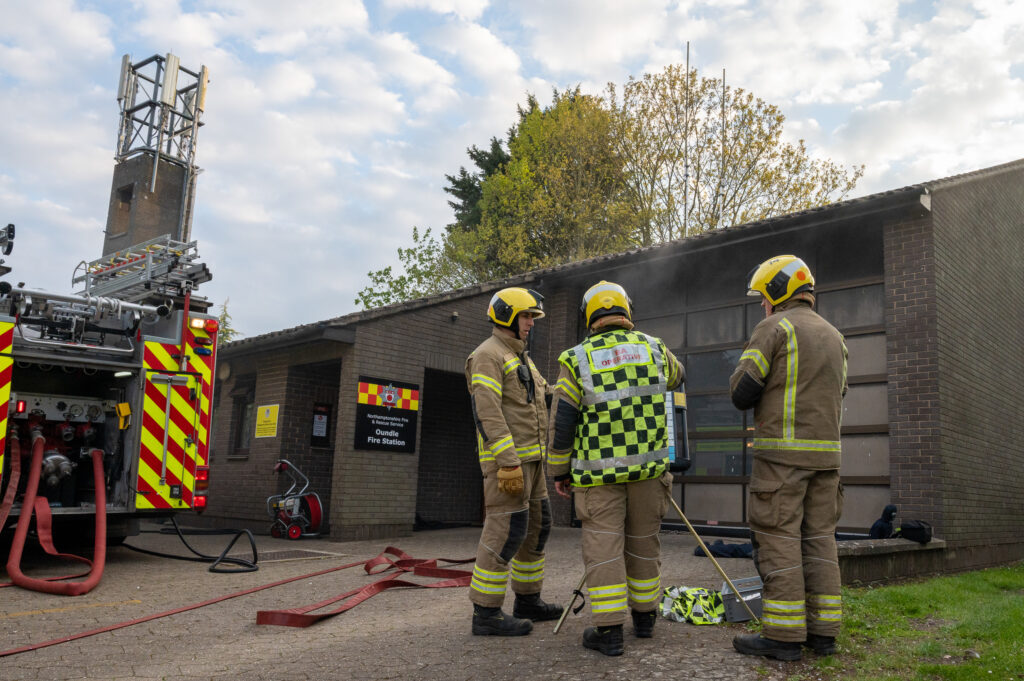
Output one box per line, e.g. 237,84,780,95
230,375,256,459
817,284,884,330
686,306,743,347
689,439,745,477
684,348,743,391
634,315,685,350
686,393,744,432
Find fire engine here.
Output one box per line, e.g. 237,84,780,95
0,228,218,547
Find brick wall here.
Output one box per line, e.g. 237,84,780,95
279,360,340,532
331,294,495,540
883,212,943,534
203,341,344,531
931,166,1024,562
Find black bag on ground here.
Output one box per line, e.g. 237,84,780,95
894,520,932,544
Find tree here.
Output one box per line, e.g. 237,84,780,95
445,87,639,281
607,65,864,242
217,298,241,342
354,227,475,309
444,137,510,233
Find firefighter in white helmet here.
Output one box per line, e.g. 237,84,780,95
548,281,684,656
730,255,848,661
464,287,562,635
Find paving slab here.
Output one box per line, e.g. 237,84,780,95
2,523,798,680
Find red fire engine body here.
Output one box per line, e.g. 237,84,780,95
0,231,218,544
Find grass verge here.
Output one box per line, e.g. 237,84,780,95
785,561,1024,680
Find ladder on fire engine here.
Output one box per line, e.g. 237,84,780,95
72,234,212,304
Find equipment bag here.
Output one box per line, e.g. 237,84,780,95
659,586,725,625
894,520,933,544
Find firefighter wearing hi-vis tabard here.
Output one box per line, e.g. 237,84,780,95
465,287,563,636
730,255,848,662
548,281,684,657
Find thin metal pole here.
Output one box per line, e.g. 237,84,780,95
552,570,588,635
683,42,689,237
665,488,760,623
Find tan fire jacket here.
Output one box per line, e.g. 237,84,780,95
465,328,551,474
730,297,848,470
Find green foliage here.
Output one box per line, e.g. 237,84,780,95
444,137,510,232
354,227,474,309
216,298,241,342
447,88,638,281
607,64,864,241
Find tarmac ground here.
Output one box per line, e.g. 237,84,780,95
1,522,800,680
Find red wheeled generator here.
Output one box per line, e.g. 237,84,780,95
267,459,323,539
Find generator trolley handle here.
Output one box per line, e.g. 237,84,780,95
273,459,310,497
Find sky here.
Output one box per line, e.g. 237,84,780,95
1,0,1022,338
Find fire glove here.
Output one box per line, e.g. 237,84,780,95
497,466,524,495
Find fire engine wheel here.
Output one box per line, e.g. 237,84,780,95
287,524,303,540
270,525,283,539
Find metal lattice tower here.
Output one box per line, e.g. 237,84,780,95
102,53,209,257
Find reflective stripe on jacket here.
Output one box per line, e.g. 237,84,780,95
730,299,848,469
466,328,550,473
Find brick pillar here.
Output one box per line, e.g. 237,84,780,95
884,215,942,531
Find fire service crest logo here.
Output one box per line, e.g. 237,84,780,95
355,376,420,453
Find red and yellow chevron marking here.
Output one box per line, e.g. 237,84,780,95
183,323,216,464
357,381,419,411
135,337,209,511
0,320,12,490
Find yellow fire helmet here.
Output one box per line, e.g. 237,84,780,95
581,281,632,328
487,287,545,327
746,255,815,306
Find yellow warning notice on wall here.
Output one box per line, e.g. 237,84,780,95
254,404,280,438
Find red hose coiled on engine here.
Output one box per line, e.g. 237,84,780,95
5,430,107,595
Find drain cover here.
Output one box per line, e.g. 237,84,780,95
238,549,348,563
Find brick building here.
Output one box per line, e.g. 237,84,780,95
204,159,1024,572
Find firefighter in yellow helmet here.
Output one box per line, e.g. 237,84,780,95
548,281,684,656
730,256,848,661
465,287,562,635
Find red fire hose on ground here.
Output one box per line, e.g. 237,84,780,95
1,546,473,658
2,429,107,596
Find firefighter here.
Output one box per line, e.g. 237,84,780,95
548,281,684,656
730,255,848,661
465,287,563,636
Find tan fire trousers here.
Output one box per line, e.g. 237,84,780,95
469,460,552,608
748,458,844,642
573,473,672,626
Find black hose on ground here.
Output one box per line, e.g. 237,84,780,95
122,515,258,573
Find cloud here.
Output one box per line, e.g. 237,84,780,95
0,1,114,82
380,0,489,21
515,0,670,80
824,0,1024,194
427,19,521,81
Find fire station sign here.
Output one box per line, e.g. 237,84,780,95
354,376,419,453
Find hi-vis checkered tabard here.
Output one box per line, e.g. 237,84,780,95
558,329,673,486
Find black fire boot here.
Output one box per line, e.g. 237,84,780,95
582,624,624,656
732,633,802,661
804,633,837,655
471,604,533,636
631,609,657,638
512,593,564,622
